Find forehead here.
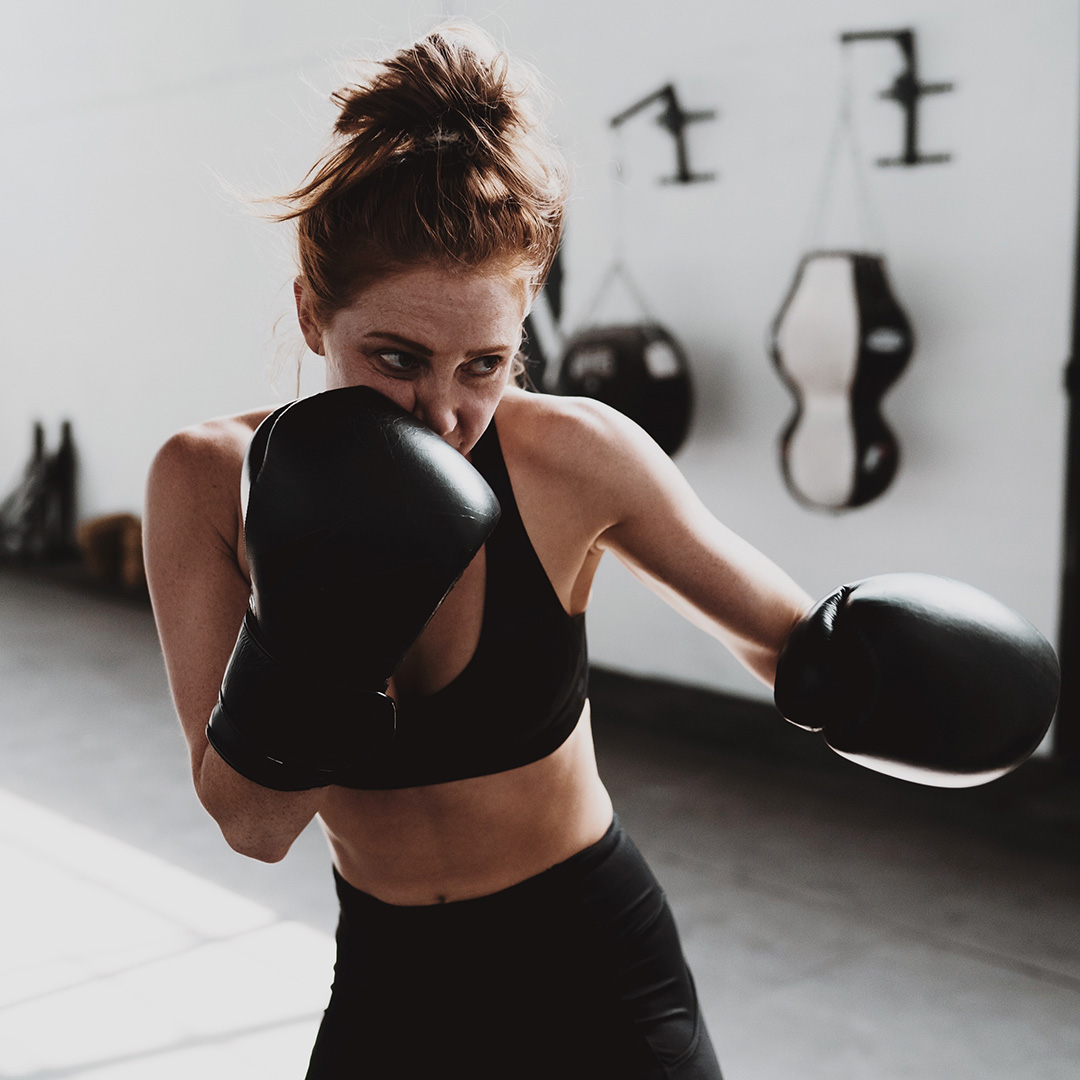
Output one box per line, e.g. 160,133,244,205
334,264,530,337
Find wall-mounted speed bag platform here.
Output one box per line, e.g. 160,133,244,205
771,251,913,510
556,323,693,455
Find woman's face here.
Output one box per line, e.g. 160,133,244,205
297,262,528,456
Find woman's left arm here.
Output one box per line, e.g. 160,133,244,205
546,398,1057,786
570,400,813,687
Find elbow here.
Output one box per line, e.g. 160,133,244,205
223,829,292,863
194,773,299,864
193,745,315,864
206,802,299,864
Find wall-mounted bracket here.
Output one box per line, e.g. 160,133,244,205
610,83,717,184
840,28,953,167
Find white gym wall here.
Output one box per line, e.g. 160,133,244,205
1,0,1074,707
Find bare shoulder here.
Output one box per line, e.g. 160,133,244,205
144,406,283,595
491,388,696,577
495,387,655,483
148,407,277,520
150,406,276,481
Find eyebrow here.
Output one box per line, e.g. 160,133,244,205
364,332,515,359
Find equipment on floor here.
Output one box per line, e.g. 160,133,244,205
0,420,77,561
78,513,145,592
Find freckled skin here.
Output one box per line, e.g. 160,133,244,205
144,260,811,903
297,264,529,456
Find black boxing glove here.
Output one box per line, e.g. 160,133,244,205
774,573,1060,787
207,386,501,790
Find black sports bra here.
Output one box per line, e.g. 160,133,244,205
336,419,589,789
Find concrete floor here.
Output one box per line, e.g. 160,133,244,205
1,566,1078,1079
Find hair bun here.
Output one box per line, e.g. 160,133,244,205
331,28,525,162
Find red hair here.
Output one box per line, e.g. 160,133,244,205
273,25,568,329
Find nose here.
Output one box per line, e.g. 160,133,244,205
412,382,458,443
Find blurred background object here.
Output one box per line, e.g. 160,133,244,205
0,420,77,562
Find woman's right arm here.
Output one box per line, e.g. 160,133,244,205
143,421,324,862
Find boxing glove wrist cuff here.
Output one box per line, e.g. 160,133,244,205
773,587,853,733
206,610,397,791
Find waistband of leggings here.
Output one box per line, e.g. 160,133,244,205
332,814,623,925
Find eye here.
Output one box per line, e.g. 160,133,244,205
467,355,505,376
377,350,420,374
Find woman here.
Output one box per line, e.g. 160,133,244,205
144,24,814,1079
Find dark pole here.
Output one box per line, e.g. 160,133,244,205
1054,51,1080,766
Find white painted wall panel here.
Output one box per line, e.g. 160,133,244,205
1,0,1073,710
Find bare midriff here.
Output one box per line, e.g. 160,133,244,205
317,702,613,906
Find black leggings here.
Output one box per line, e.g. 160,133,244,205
305,817,722,1079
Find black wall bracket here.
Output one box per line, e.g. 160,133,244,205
840,28,954,167
610,83,717,184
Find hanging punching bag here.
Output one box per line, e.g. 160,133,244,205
771,251,913,510
556,323,693,455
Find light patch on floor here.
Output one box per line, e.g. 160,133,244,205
0,788,333,1080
